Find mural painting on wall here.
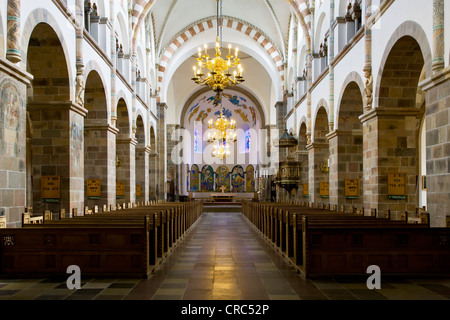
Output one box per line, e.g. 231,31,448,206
201,165,214,191
215,165,230,192
231,165,245,192
246,165,255,192
187,91,258,127
1,80,22,158
71,119,83,168
190,164,200,192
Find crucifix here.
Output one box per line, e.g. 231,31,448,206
220,185,227,193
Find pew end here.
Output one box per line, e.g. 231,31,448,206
0,216,6,228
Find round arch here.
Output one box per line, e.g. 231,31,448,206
335,71,365,130
84,61,111,118
312,100,329,143
158,18,284,102
374,21,432,109
21,9,75,100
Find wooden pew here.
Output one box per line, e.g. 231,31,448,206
242,202,435,275
0,215,155,278
300,215,450,278
2,202,202,278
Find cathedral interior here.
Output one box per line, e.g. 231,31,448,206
0,0,449,305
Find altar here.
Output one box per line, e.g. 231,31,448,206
188,191,257,202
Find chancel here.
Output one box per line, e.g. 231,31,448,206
0,0,449,302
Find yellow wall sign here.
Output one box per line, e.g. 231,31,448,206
41,176,61,201
136,185,141,197
320,182,329,198
116,182,125,198
388,173,407,199
345,179,360,198
303,183,309,197
87,179,101,199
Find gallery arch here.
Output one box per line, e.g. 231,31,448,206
26,22,79,214
362,35,426,218
328,80,364,211
83,70,113,208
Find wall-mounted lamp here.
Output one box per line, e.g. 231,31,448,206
320,159,330,174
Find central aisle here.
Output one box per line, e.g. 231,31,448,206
126,210,326,300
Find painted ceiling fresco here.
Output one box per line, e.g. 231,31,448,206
186,90,259,128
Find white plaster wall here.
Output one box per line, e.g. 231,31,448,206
371,0,434,105
310,76,330,140
332,37,365,129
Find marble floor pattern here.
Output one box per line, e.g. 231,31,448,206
0,210,450,300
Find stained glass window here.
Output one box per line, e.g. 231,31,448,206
194,128,201,153
245,130,251,152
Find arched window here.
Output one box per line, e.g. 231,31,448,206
245,130,251,153
194,127,201,153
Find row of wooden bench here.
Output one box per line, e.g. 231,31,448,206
242,201,450,278
16,200,168,225
0,201,203,279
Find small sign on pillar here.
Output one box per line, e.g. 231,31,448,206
116,182,125,199
136,185,141,198
87,179,101,200
388,173,407,200
345,179,360,199
303,183,309,197
320,182,329,198
41,176,61,202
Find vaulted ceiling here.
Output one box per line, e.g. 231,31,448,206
129,0,312,125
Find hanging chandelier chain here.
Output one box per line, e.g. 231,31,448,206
192,0,243,159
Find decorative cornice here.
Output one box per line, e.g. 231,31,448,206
306,142,329,151
84,124,120,135
359,107,422,124
0,57,33,85
419,66,450,91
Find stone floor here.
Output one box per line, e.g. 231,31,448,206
1,210,450,301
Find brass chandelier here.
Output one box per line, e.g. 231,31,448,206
192,0,242,160
191,0,244,94
207,106,237,159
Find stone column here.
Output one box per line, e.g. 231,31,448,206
327,130,363,211
306,51,313,145
109,0,117,126
420,67,450,227
6,0,21,63
328,0,336,132
149,151,158,200
76,0,85,87
307,142,330,205
28,102,87,216
116,138,137,205
432,0,445,72
157,102,168,200
360,108,422,219
363,0,373,112
134,144,148,204
84,124,118,209
0,60,32,226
